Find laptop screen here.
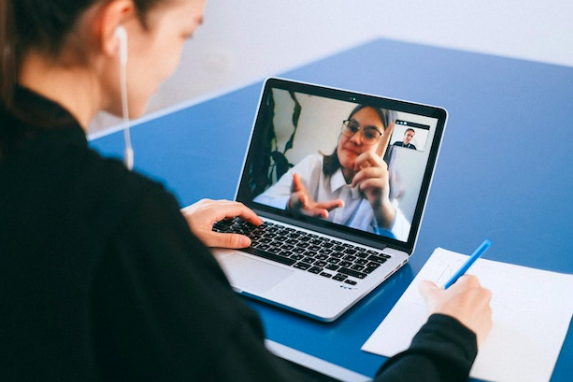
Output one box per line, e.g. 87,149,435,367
237,78,446,253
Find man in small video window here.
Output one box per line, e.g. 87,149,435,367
393,128,417,150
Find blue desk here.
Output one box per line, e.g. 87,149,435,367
91,38,573,381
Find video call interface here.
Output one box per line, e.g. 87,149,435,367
242,87,439,244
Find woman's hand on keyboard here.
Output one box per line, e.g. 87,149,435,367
181,199,262,248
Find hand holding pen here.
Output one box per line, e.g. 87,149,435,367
419,240,493,345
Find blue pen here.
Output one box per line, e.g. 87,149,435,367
444,239,492,289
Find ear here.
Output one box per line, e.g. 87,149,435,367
95,0,136,59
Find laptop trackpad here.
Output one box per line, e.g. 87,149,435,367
219,253,294,294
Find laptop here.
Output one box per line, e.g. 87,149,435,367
212,77,447,322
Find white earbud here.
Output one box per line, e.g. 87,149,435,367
115,25,133,170
115,26,128,65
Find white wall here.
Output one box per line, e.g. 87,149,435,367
89,0,573,133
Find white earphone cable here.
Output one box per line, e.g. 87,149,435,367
117,27,134,170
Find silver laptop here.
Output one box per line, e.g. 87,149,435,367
213,78,447,321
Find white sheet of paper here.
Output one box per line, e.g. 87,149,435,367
362,248,573,382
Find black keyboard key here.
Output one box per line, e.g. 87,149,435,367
248,231,264,240
308,266,323,274
338,267,367,279
364,264,380,274
258,243,271,251
333,274,347,282
293,247,307,255
294,262,311,270
368,254,388,264
243,247,296,266
303,251,318,259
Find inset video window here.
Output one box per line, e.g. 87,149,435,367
390,120,430,152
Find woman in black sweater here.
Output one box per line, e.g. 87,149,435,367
0,0,492,380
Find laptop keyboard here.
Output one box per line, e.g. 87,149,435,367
212,218,391,285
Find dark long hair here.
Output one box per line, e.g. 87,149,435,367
322,104,394,176
0,0,166,111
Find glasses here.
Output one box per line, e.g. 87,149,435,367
341,119,383,145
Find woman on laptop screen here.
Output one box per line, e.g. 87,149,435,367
255,103,411,241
